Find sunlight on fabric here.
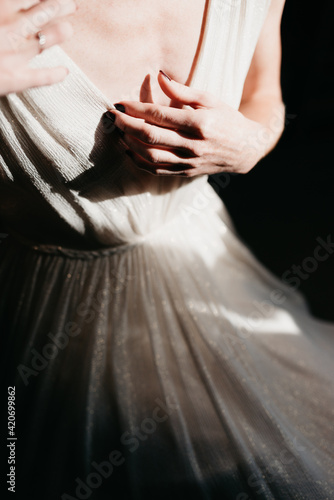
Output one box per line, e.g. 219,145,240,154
187,299,302,337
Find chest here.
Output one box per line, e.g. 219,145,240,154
60,0,208,104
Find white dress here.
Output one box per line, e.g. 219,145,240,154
0,1,333,499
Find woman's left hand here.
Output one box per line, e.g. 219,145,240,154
107,71,268,177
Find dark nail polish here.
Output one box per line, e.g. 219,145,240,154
116,127,124,138
125,149,134,158
105,111,116,123
159,70,171,81
114,104,126,113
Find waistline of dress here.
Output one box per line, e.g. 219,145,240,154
4,183,223,260
5,232,139,260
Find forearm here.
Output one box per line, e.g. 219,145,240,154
239,93,285,161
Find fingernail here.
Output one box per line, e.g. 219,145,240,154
116,127,124,138
125,149,134,158
114,104,126,113
105,111,116,123
159,70,171,81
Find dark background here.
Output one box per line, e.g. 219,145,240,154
1,0,333,319
210,0,334,321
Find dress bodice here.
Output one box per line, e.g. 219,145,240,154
0,0,271,247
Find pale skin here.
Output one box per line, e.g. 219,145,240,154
0,0,286,177
0,0,76,95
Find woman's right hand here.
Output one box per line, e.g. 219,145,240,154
0,0,77,96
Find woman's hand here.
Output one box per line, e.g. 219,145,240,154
107,71,271,178
0,0,76,96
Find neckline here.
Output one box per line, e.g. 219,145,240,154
55,0,213,109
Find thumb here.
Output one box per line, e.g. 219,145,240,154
158,70,217,109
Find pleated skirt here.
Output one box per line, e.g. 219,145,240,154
1,213,334,500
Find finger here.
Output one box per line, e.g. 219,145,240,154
107,110,196,149
123,134,196,165
9,20,73,56
158,70,218,109
19,0,46,12
113,101,197,133
13,0,77,38
12,66,69,93
2,0,42,17
1,0,41,19
126,139,193,165
126,150,192,176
